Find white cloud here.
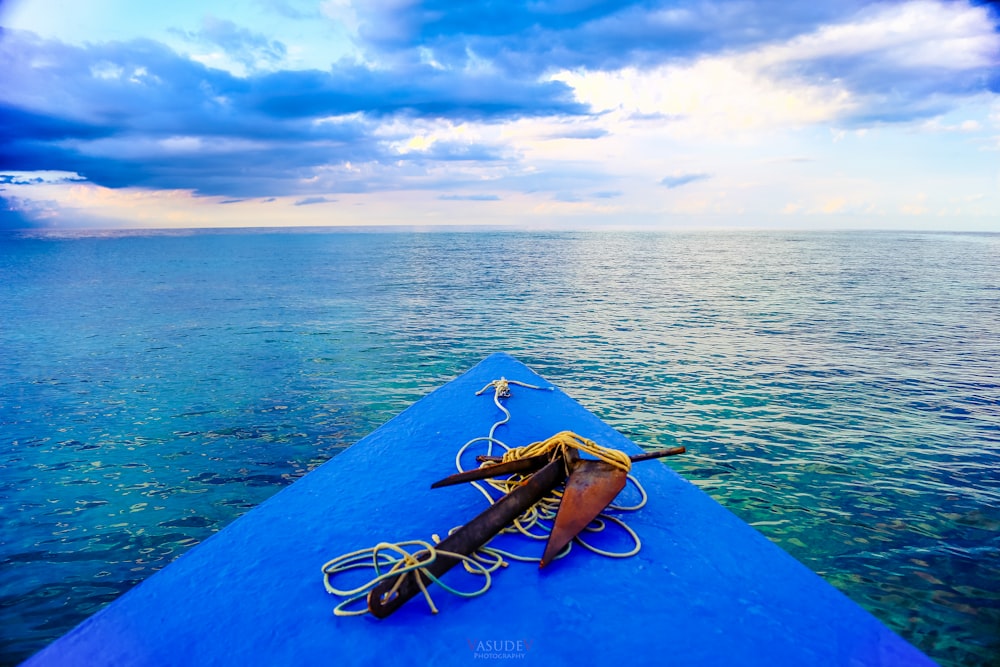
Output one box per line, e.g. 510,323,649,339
661,172,711,189
0,171,86,184
549,0,998,140
159,136,204,153
920,118,983,133
320,0,361,35
373,118,482,154
901,192,929,215
754,1,997,71
189,51,246,77
989,102,1000,128
90,62,125,80
4,0,999,230
821,197,847,214
551,59,853,139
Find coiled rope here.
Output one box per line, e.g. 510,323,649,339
500,430,632,473
321,539,500,616
322,377,648,616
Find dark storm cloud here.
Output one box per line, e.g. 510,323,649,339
0,194,34,229
349,0,877,72
246,65,584,120
352,0,997,125
0,26,584,197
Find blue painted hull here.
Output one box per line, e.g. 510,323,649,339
24,353,935,666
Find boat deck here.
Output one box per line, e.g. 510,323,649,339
24,353,934,666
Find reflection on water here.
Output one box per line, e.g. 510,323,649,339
1,229,998,666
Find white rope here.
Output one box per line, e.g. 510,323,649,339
322,376,651,616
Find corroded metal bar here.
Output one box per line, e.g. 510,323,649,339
474,446,686,465
429,455,549,489
629,446,686,462
367,458,565,618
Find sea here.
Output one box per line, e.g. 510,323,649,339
0,228,997,666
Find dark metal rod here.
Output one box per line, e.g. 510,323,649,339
430,454,549,489
475,446,686,465
367,458,566,618
629,446,686,462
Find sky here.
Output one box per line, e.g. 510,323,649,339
1,0,998,231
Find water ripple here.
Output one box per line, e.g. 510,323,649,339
1,229,998,666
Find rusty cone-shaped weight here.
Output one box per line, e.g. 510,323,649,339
539,459,627,568
369,442,684,618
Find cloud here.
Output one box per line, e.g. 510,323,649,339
394,140,507,162
550,1,1000,133
766,156,816,163
0,195,35,229
553,60,853,137
0,170,86,185
919,118,982,133
0,27,588,199
339,0,875,74
247,65,584,120
437,193,500,201
0,104,111,142
660,173,711,189
545,127,609,140
171,16,288,75
2,1,999,229
267,0,323,21
750,0,999,124
0,191,91,228
821,196,847,213
294,196,336,206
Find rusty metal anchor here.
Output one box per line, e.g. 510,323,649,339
366,442,684,618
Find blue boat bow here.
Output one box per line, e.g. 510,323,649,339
23,353,936,666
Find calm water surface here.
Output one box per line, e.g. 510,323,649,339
1,229,998,666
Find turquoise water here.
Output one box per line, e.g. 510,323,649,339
1,229,997,666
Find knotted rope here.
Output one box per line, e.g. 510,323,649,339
499,430,632,473
322,539,499,616
322,377,647,616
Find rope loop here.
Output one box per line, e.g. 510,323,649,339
475,376,550,400
321,540,494,616
321,377,650,617
500,430,632,474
